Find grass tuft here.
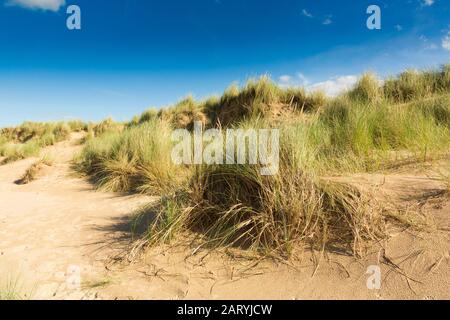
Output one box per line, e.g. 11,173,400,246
75,119,186,194
0,275,31,300
0,121,87,164
17,154,55,185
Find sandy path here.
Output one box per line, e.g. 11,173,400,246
0,134,448,300
0,134,153,299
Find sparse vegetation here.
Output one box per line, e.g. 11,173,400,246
0,121,89,164
75,119,186,194
90,117,124,137
128,76,327,130
312,95,450,172
0,275,30,300
383,67,450,103
144,161,389,257
0,121,72,143
0,140,41,164
17,154,55,185
52,65,450,256
82,278,112,290
140,118,431,256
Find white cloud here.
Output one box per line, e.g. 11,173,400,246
277,73,358,97
426,43,439,50
297,73,309,86
278,73,309,88
6,0,66,11
279,75,292,84
442,36,450,51
302,9,313,18
422,0,434,6
322,18,332,25
302,10,333,26
419,34,438,50
395,24,403,31
307,75,358,97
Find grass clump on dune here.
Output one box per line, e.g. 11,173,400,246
0,273,31,300
75,119,185,194
159,96,209,130
129,96,209,130
17,154,55,185
0,121,72,144
212,76,326,126
146,165,389,256
312,95,450,172
347,73,381,103
90,117,124,137
77,65,450,258
0,140,41,164
383,66,450,103
129,76,327,129
0,121,87,164
140,120,411,257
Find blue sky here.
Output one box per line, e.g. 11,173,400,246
0,0,449,127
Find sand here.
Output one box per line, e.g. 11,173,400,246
0,133,448,300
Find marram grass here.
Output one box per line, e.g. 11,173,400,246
75,65,450,257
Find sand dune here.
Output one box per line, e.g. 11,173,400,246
0,133,448,300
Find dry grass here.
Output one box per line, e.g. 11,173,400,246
128,76,327,130
0,275,31,300
143,166,390,257
75,65,450,258
383,67,450,103
81,278,112,290
0,120,90,164
75,119,186,195
0,140,41,165
0,121,72,144
90,117,124,137
139,122,429,258
17,155,54,185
